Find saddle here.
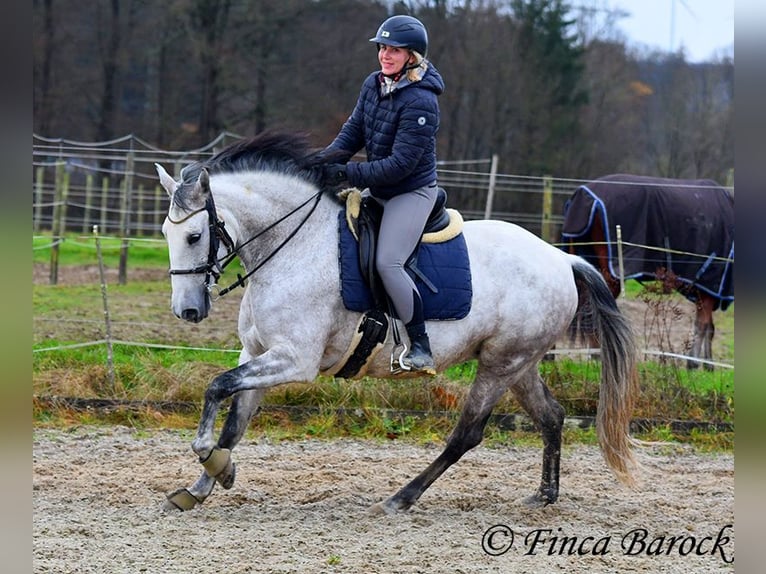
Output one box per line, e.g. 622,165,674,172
324,188,472,379
343,187,459,306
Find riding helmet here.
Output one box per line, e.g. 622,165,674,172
369,15,428,57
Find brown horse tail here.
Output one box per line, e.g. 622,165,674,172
569,256,640,487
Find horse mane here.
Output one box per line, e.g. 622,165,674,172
173,130,346,210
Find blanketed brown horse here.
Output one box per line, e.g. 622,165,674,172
561,174,734,370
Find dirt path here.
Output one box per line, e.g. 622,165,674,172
33,426,733,573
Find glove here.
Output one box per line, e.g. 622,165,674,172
322,163,347,186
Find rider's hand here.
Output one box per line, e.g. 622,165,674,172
322,163,347,186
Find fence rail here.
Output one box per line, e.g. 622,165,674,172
32,228,734,371
32,133,603,284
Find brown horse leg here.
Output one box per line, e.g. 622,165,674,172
688,295,715,371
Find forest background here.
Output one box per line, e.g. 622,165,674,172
32,0,734,185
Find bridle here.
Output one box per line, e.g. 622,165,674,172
167,192,234,293
166,187,326,299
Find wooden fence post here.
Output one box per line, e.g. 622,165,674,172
541,175,553,243
94,225,116,392
136,184,145,236
49,163,69,285
83,173,94,233
117,151,135,284
482,154,498,219
100,176,110,233
33,166,44,233
153,185,163,236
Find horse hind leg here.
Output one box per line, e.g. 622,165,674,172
165,388,264,511
370,368,509,515
509,368,565,507
687,297,715,371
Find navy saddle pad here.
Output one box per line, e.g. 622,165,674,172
337,210,472,320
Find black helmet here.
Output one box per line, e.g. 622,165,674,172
369,15,428,57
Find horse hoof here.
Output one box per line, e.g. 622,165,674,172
522,493,554,509
217,462,236,490
368,501,395,516
368,498,409,515
200,447,231,477
164,488,201,511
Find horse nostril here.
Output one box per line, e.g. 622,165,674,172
181,309,200,323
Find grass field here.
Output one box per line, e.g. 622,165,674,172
33,233,734,449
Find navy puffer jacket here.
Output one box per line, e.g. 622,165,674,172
325,64,444,200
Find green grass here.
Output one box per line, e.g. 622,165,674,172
32,238,734,450
33,280,170,313
33,232,169,268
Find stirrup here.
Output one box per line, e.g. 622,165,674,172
390,342,409,374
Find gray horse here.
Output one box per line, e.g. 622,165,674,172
156,132,639,514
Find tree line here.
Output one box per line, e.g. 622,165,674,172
33,0,734,185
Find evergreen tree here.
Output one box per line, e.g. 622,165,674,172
511,0,587,174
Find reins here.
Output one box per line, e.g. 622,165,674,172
167,186,326,298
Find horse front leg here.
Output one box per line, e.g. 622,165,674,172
510,369,565,508
166,346,309,511
165,388,266,511
191,348,302,458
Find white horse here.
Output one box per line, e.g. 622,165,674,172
157,132,639,513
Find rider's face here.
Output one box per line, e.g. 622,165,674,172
378,44,411,76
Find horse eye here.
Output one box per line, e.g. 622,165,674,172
187,233,202,245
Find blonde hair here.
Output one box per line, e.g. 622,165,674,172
406,51,428,82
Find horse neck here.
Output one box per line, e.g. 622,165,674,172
212,173,340,273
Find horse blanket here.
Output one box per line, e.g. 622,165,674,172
560,174,734,310
337,208,473,321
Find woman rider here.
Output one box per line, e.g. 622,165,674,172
320,15,444,375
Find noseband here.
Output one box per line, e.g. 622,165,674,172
166,188,325,298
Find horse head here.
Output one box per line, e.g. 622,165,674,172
157,163,229,323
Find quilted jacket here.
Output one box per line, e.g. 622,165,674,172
325,64,445,199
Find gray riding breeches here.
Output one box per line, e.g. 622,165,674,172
369,182,439,325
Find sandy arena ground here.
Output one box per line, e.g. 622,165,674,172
33,426,733,573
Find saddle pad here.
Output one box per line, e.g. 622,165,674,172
338,210,472,320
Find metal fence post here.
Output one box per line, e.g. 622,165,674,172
616,224,626,297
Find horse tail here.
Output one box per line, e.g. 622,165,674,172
569,255,640,487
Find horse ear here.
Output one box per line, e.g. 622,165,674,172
196,168,211,197
155,163,177,197
199,168,210,191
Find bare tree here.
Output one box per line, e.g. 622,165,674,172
95,0,122,142
31,0,734,182
32,0,55,137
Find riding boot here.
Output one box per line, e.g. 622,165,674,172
403,322,436,375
